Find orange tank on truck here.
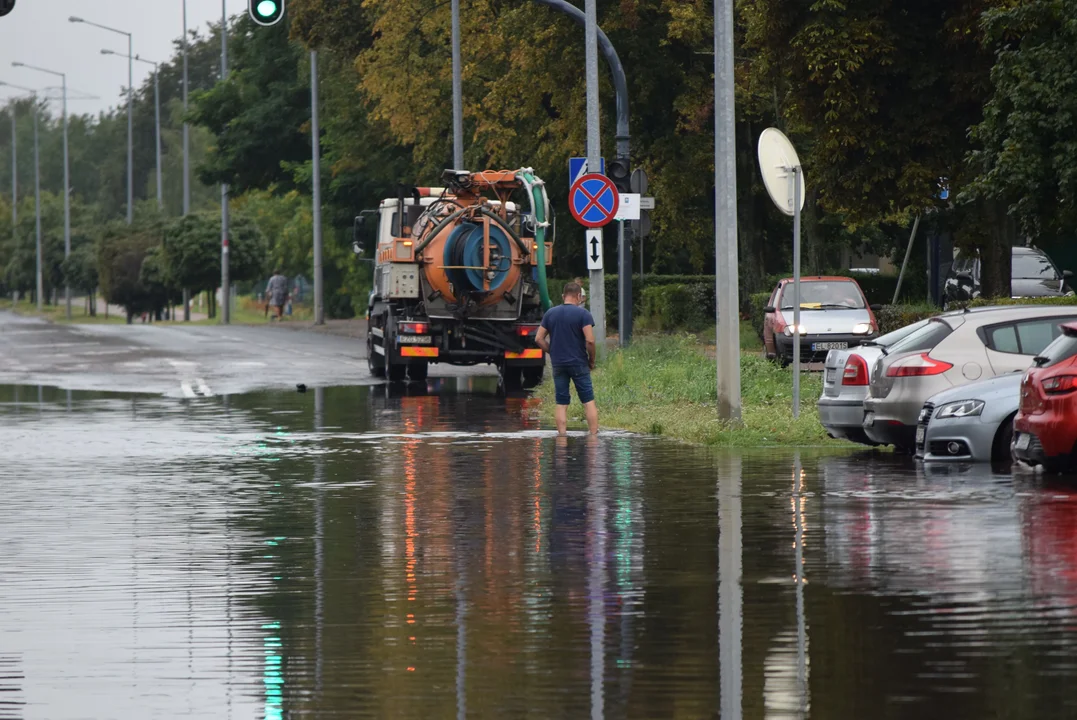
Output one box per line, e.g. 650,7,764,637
353,169,555,388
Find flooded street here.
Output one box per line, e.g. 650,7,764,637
3,381,1077,719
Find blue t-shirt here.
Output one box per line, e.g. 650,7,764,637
540,303,595,367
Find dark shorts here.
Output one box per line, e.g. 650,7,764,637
553,363,594,406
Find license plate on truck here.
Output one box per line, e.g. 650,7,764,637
813,342,848,351
398,335,432,345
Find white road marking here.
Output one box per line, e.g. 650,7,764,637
196,379,213,397
180,381,197,398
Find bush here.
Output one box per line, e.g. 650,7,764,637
968,296,1077,308
748,292,772,340
640,283,714,331
875,303,940,334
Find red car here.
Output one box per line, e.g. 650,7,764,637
1013,322,1077,472
762,276,880,366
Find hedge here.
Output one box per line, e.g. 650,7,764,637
639,283,715,331
875,303,940,335
967,296,1077,308
748,292,772,340
547,275,716,327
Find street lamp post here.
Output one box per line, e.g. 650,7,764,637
102,50,162,211
70,16,134,225
12,63,72,320
182,0,191,321
221,0,230,324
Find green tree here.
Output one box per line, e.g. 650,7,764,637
96,218,165,323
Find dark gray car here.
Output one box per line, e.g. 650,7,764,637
944,246,1074,308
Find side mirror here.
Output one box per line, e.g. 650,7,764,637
764,305,776,313
353,215,366,254
870,304,883,311
1065,270,1073,278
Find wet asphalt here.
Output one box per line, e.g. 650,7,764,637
3,311,1077,719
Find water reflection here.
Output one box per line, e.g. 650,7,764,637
6,385,1077,717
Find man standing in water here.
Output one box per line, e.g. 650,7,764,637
535,282,599,436
265,270,289,321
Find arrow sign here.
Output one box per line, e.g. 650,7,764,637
586,229,603,271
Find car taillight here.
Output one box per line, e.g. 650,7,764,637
1042,375,1077,394
842,355,869,386
400,322,428,334
886,353,954,378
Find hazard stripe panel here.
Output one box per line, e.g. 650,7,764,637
504,349,543,359
401,347,439,358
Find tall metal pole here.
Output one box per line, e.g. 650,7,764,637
451,0,464,170
792,167,802,418
9,105,14,245
718,455,743,720
182,0,191,321
127,33,133,224
33,98,42,312
62,74,71,320
714,0,741,420
311,50,324,325
584,0,605,357
153,62,162,210
220,0,230,324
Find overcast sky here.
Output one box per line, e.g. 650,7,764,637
1,0,242,115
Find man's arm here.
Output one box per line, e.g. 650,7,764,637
582,324,596,369
535,326,551,353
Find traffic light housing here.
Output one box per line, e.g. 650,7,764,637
249,0,285,26
609,158,631,194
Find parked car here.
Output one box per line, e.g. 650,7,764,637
762,276,881,366
943,245,1074,308
818,318,934,445
915,371,1023,463
862,305,1077,452
1013,322,1077,472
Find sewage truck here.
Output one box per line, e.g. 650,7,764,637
354,169,555,387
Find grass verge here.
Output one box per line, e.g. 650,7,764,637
0,297,128,324
534,333,854,448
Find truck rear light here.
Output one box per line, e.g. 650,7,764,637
842,355,869,386
400,322,428,334
517,325,538,337
1042,375,1077,394
886,353,953,378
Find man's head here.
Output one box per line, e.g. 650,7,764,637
563,282,585,305
273,268,282,276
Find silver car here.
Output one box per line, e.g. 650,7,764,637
915,371,1023,463
863,305,1077,452
818,318,933,444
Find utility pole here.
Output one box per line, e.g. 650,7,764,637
33,96,41,312
584,0,605,356
714,0,741,421
451,0,463,170
311,50,324,325
220,0,230,324
182,0,191,321
8,102,14,247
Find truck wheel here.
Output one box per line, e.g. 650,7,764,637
500,365,523,390
388,362,407,383
522,366,545,388
367,332,385,378
408,362,429,382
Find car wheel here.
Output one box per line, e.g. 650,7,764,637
992,413,1016,464
779,352,791,369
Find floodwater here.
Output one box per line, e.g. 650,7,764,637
2,382,1077,719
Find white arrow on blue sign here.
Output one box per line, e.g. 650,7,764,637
570,157,605,187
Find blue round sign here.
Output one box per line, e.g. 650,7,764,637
570,173,620,228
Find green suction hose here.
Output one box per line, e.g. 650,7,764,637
516,169,553,311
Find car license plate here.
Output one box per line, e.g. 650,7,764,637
916,426,926,446
825,368,837,384
397,335,432,345
1015,433,1031,451
813,342,848,352
864,412,875,427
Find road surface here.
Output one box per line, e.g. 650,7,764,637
0,311,496,397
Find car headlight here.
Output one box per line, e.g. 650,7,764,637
935,399,985,419
783,324,807,337
852,322,873,335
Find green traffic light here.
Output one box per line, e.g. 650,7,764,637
256,0,277,18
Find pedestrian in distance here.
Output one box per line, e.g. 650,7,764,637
265,269,289,321
535,281,599,436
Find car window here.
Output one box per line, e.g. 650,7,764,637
874,319,930,348
779,281,865,310
1013,252,1059,280
886,319,954,355
986,324,1020,354
951,257,978,275
768,286,780,309
1016,319,1061,355
1037,333,1077,367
